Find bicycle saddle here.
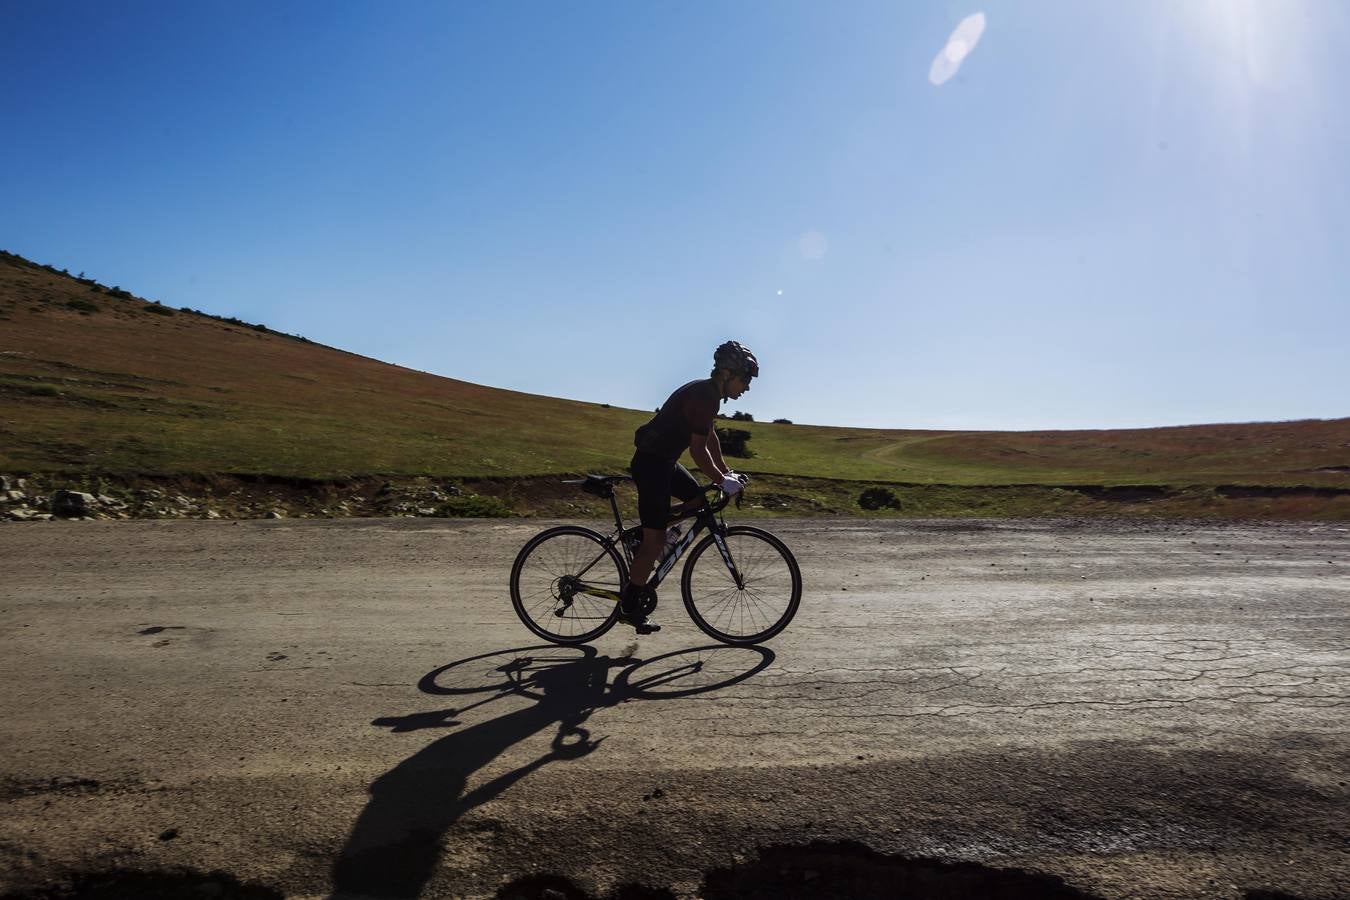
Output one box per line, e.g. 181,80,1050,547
562,474,632,497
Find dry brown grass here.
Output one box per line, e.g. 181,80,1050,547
3,253,1347,516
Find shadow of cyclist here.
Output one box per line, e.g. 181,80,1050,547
330,644,772,899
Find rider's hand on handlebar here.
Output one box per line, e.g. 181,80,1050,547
720,472,746,496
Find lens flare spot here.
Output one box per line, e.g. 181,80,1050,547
930,12,986,86
798,230,828,260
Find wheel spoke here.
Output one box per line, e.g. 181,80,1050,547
511,529,623,644
683,528,799,644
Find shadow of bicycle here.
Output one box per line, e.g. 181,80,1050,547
330,644,774,899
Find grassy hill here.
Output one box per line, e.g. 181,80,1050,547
3,251,1347,519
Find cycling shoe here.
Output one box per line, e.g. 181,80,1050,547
618,585,660,633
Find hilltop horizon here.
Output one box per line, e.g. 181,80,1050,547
4,249,1348,520
4,248,1342,437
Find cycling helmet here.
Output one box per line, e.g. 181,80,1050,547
713,341,759,378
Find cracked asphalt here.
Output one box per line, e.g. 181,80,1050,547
0,517,1346,899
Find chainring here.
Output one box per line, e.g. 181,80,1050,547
640,591,658,616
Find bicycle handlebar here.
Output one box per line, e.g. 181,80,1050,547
700,474,749,513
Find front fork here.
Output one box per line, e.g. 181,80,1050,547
711,525,747,590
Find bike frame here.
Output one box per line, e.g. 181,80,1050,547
568,486,745,604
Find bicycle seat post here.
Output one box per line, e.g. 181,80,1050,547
607,487,624,533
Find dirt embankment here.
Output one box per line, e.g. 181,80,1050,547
2,471,1349,523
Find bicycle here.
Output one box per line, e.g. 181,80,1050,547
509,474,801,646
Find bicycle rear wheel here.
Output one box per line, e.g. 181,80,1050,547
510,526,625,645
681,525,801,645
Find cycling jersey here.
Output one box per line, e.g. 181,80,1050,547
632,379,721,462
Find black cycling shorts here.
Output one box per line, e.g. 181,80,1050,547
629,451,701,530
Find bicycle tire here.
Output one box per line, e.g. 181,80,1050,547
680,525,801,645
510,525,626,645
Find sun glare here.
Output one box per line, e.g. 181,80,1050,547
1182,0,1289,85
929,13,986,86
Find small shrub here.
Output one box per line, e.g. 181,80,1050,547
66,298,99,313
772,418,793,425
731,411,754,422
858,487,902,511
144,304,175,316
716,426,755,458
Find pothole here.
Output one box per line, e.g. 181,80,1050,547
496,841,1105,899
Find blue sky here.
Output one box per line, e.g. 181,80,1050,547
3,1,1346,430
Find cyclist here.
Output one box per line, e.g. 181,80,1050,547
619,340,758,633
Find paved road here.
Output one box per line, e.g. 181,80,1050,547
1,518,1346,899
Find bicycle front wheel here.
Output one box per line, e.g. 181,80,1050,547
510,526,625,645
681,525,801,645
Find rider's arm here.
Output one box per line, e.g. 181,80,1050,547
688,433,725,483
706,426,730,474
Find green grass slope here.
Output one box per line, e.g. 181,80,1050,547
3,251,1348,491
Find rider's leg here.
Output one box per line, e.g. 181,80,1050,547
630,464,701,586
631,464,700,584
672,497,703,515
619,528,665,632
627,527,666,587
623,452,680,631
668,463,704,518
